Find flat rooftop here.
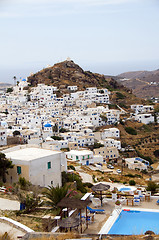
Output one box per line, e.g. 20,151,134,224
5,148,61,161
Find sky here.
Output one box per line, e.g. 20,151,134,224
0,0,159,83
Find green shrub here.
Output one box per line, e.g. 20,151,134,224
68,165,76,171
129,180,136,186
146,181,157,192
83,182,93,188
116,92,126,99
59,128,69,133
154,150,159,158
125,174,135,178
61,172,87,193
125,127,137,135
51,136,64,140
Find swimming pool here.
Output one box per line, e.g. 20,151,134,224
119,187,131,191
118,186,136,192
102,209,159,235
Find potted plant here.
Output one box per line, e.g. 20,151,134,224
112,189,117,201
115,200,121,206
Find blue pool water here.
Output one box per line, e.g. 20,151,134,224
119,187,131,191
108,210,159,235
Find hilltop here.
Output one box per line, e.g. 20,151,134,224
27,60,145,109
28,60,121,90
117,69,159,99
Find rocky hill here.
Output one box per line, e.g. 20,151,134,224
117,69,159,99
27,60,145,108
28,60,121,90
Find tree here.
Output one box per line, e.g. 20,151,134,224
100,114,108,122
43,185,69,209
146,181,157,192
125,127,137,135
154,150,159,158
13,130,21,137
6,87,13,93
52,123,58,133
0,153,14,183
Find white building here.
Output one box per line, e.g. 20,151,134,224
101,138,121,150
67,86,78,91
125,157,149,171
93,146,119,161
0,127,7,146
66,149,93,165
131,105,154,114
134,114,154,124
4,147,65,187
101,128,120,139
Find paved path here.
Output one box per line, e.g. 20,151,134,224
78,171,93,183
0,198,20,210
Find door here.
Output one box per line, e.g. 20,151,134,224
86,160,89,166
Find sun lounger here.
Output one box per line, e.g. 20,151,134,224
87,206,105,214
133,199,140,206
156,199,159,205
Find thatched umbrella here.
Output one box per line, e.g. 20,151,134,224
57,198,90,233
59,217,80,230
91,183,110,206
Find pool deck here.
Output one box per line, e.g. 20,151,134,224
83,198,159,234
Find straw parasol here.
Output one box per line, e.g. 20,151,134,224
91,183,110,206
59,217,80,229
57,198,90,233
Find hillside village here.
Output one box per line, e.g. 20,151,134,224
0,60,159,239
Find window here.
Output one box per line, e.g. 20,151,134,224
76,156,78,160
51,180,53,185
88,155,89,159
48,162,51,169
83,156,84,160
17,166,21,174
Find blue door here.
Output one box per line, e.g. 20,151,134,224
86,160,89,166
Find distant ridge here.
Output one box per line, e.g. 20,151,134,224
117,69,159,98
0,82,12,89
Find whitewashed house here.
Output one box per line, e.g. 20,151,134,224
66,149,93,165
125,157,149,171
67,86,78,91
134,114,154,124
3,147,65,187
101,138,121,150
0,127,7,146
101,128,120,139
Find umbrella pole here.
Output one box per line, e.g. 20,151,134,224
101,191,103,206
86,205,88,229
80,209,82,233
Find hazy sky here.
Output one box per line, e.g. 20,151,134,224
0,0,159,83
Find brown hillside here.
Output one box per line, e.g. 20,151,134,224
117,69,159,99
27,60,146,109
27,60,131,92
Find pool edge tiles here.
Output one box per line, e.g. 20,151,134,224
99,208,122,235
98,208,159,235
